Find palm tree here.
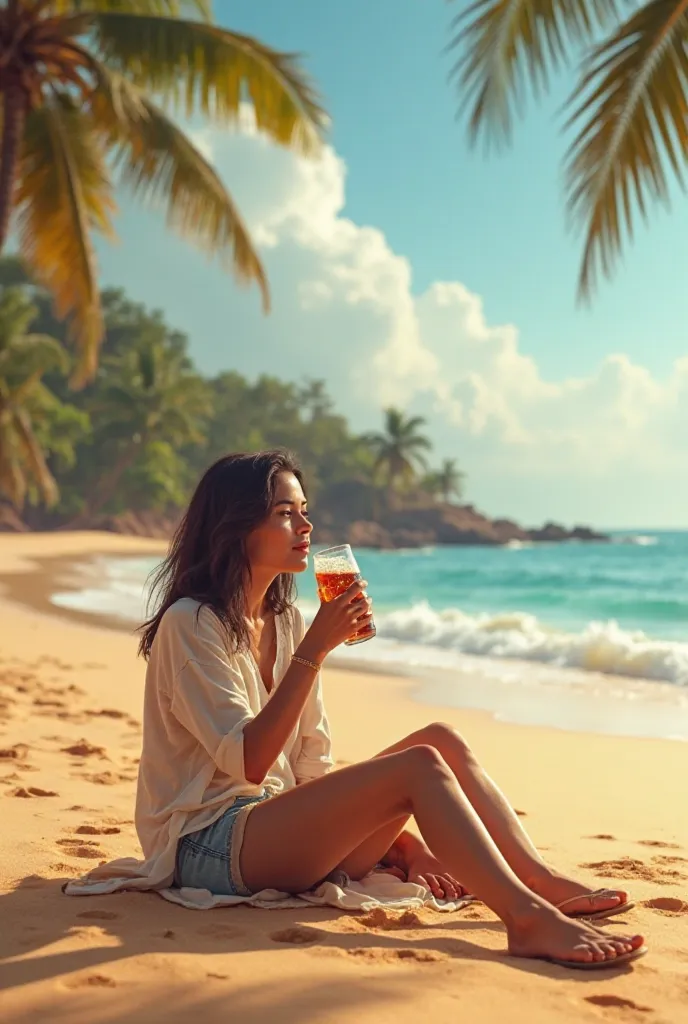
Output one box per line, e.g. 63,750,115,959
0,286,68,507
76,330,209,519
448,0,688,300
0,0,327,386
363,407,432,502
422,458,465,504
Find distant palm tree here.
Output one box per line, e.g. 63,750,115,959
78,332,209,519
0,0,327,386
422,458,465,504
448,0,688,299
363,408,432,500
0,287,67,508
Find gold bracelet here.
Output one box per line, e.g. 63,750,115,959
291,654,321,673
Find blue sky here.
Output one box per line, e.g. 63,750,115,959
95,0,688,527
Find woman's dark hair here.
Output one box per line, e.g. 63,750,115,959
138,450,306,660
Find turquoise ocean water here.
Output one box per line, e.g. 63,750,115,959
52,531,688,689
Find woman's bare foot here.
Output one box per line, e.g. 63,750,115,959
507,903,644,965
527,867,629,917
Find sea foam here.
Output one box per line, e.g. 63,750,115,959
373,602,688,686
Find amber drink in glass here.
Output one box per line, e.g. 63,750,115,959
313,544,376,646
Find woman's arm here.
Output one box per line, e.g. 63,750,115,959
243,581,371,785
243,637,327,785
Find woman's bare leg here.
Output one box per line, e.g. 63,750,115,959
372,724,628,915
240,746,643,964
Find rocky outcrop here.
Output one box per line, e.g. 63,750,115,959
320,505,609,550
527,521,608,544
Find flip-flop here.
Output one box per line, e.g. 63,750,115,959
557,889,635,921
546,944,648,970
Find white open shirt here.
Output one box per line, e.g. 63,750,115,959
69,597,334,892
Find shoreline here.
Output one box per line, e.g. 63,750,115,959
0,532,687,1021
3,539,688,743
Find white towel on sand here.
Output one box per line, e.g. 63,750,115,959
64,869,475,913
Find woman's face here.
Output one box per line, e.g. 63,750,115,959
245,471,312,575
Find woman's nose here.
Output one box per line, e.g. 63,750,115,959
298,517,312,535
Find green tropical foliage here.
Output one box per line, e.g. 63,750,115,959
448,0,688,299
422,458,465,504
363,408,432,497
0,286,88,508
0,0,327,385
0,266,467,526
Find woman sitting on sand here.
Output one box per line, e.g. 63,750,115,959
98,451,647,969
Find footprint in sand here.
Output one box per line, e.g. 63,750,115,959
85,709,128,721
10,786,58,798
358,909,425,931
346,947,446,964
61,740,108,759
637,839,681,849
0,743,29,760
74,824,121,835
270,926,328,945
579,856,687,884
56,838,104,860
64,974,117,989
76,910,120,921
642,897,688,915
584,995,653,1013
78,770,136,786
587,834,617,841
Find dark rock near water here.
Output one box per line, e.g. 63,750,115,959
322,505,609,550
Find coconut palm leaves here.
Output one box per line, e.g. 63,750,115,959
363,408,432,496
0,0,327,385
449,0,688,299
422,458,465,504
79,331,209,517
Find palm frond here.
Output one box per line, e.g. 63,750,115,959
90,12,327,154
92,68,268,308
53,0,211,19
448,0,622,146
9,335,69,403
564,0,688,299
14,93,117,387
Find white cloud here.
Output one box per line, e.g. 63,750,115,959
155,125,688,525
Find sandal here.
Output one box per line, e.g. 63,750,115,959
546,944,647,970
557,888,635,921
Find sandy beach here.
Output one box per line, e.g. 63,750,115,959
0,532,687,1023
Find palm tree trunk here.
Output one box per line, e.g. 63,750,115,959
0,83,27,252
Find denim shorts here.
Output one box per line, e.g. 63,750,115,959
174,793,269,896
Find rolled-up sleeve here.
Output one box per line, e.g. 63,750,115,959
171,654,254,783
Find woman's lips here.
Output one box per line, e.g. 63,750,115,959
293,543,310,552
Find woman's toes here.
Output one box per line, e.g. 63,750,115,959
598,942,618,959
